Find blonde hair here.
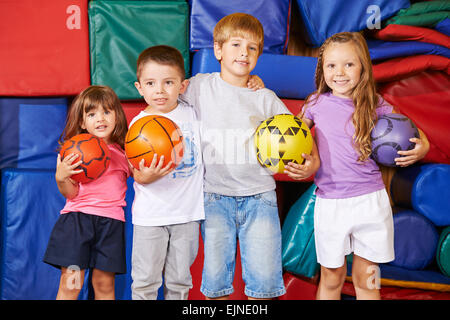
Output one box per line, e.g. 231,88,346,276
59,85,128,149
304,32,379,162
213,13,264,56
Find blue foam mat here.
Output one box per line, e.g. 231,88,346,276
0,170,163,300
0,98,67,170
368,39,450,61
391,210,439,270
191,48,316,99
188,0,291,54
295,0,410,47
0,168,89,299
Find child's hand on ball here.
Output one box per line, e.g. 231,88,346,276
395,136,429,167
284,153,316,180
132,154,174,184
55,153,83,183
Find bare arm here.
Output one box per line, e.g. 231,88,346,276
55,153,82,199
395,128,430,167
284,139,320,180
390,110,430,167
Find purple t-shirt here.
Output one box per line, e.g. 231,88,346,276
304,92,393,199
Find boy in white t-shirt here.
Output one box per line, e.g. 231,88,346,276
129,45,204,300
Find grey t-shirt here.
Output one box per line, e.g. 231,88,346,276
182,72,291,196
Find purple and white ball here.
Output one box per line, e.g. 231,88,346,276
371,113,419,167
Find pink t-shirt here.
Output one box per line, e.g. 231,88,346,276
61,143,131,221
304,92,393,199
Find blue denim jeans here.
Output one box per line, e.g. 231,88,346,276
200,190,286,298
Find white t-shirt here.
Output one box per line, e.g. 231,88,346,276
129,100,204,226
182,72,291,196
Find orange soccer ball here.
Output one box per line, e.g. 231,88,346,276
59,133,111,183
125,115,184,169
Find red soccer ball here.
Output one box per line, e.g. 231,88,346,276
59,133,111,183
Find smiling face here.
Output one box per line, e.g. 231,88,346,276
214,36,260,87
134,61,188,114
81,105,116,144
322,41,362,98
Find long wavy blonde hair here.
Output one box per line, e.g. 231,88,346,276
304,32,379,162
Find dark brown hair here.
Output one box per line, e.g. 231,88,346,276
136,45,185,81
59,85,128,149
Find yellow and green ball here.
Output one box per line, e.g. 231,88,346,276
255,114,313,173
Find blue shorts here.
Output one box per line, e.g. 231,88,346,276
43,211,126,274
200,191,286,298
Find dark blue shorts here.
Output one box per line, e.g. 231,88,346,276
43,212,126,274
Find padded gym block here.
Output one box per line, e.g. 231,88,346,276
372,24,450,49
390,210,439,270
385,0,450,27
121,101,146,125
281,184,319,278
435,18,450,36
372,54,450,83
390,164,450,226
368,39,450,61
188,0,291,54
346,261,450,293
379,70,450,164
295,0,410,47
89,0,190,100
278,272,317,300
0,98,67,170
0,0,90,96
436,226,450,277
191,48,316,99
0,169,89,299
342,281,450,300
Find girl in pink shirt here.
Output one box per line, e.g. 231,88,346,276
44,85,130,300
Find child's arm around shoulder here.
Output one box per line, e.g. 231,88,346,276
55,153,82,199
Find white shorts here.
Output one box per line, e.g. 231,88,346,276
314,189,395,268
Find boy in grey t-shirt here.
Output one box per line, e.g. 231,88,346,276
182,13,318,300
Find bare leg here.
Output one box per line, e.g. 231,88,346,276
205,295,230,300
316,262,347,300
352,255,381,300
56,267,85,300
91,268,115,300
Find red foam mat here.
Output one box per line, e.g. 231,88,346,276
379,71,450,164
278,272,317,300
0,0,90,96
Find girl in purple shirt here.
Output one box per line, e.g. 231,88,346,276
285,32,429,300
